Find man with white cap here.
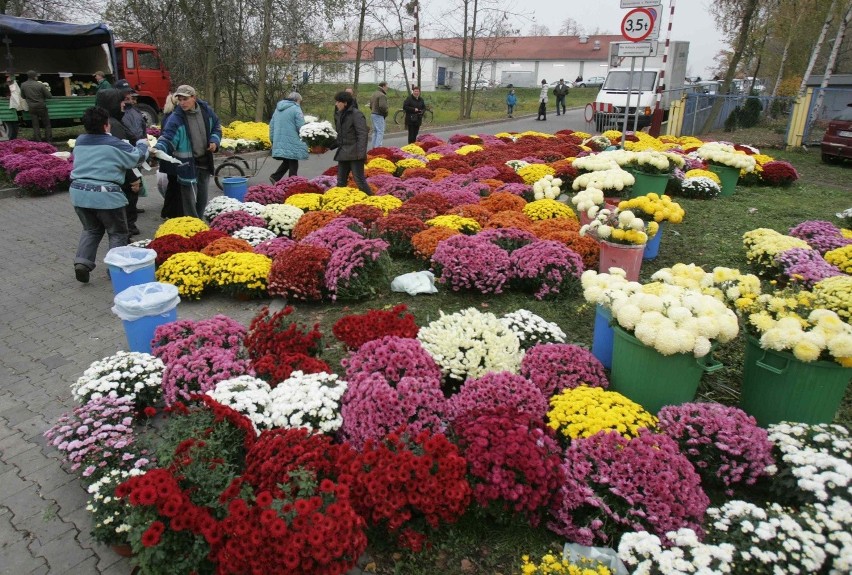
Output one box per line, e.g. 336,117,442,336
154,84,221,218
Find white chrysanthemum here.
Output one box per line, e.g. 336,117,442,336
267,371,346,433
231,225,277,246
614,302,643,330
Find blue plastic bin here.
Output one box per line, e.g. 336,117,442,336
643,222,665,260
112,282,180,353
222,177,248,202
104,246,157,295
591,305,614,369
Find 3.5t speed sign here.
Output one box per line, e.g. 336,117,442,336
621,8,654,42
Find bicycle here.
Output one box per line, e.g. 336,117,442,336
393,107,434,126
213,151,270,190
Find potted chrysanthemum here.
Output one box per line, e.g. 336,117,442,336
695,142,756,196
299,120,337,153
580,208,658,281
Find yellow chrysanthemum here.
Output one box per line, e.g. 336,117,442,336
400,143,426,155
154,216,210,238
684,168,721,184
396,158,426,171
425,214,481,233
285,193,323,211
548,385,657,441
455,144,484,155
357,194,403,214
523,199,576,221
155,252,213,299
365,157,397,173
209,252,272,297
824,245,852,274
221,121,271,149
425,152,443,161
320,187,368,213
517,164,556,184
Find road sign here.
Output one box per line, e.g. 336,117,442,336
644,5,663,40
620,0,661,6
615,41,659,57
621,8,654,42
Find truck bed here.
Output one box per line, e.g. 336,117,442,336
0,96,96,124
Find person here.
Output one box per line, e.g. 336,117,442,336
506,88,517,118
6,75,24,140
94,71,112,92
536,79,548,121
575,75,583,84
268,92,309,183
96,88,144,236
69,106,149,283
345,87,359,109
158,94,183,219
154,84,222,219
121,88,149,216
331,91,370,194
402,86,426,144
553,79,569,116
20,70,51,142
368,81,388,148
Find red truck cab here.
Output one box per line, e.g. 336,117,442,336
115,42,172,125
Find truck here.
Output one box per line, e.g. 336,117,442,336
0,14,172,137
592,40,689,133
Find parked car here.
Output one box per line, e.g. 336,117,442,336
577,76,605,88
821,103,852,163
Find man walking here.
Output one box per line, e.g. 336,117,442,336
154,85,222,219
368,81,388,148
553,79,569,116
20,70,51,142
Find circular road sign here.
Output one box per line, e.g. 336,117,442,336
621,8,654,42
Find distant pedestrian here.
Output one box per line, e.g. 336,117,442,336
402,86,426,144
69,106,149,283
268,92,309,183
506,88,517,118
94,71,112,92
20,70,51,142
368,81,389,148
553,79,569,116
332,91,370,194
155,85,222,219
6,75,24,140
575,75,583,84
536,79,548,121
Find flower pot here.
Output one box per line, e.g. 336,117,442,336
629,171,669,198
591,304,614,369
643,222,665,260
598,240,644,281
610,326,723,413
707,164,740,197
111,543,134,557
579,210,593,227
740,335,851,426
309,146,328,154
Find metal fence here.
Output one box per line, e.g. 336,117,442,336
679,93,796,137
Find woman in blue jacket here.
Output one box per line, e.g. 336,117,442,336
268,92,309,183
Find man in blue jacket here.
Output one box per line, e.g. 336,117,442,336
70,106,149,283
154,85,221,218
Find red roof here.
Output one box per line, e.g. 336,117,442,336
316,35,622,62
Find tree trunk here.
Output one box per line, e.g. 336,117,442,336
771,9,801,96
353,0,367,92
798,0,838,96
459,0,469,119
254,0,273,122
464,0,479,118
700,0,762,133
808,1,852,127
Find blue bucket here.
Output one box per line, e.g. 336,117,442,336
122,308,177,353
591,304,614,369
643,222,665,260
222,177,248,202
104,246,157,295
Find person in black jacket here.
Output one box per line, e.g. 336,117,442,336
332,91,370,194
402,86,426,144
157,94,183,219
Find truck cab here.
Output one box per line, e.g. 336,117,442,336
115,42,172,125
593,68,662,132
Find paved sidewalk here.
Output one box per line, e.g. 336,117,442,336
0,112,587,574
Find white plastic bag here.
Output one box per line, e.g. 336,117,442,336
390,271,438,295
563,543,630,575
112,282,180,322
104,246,157,273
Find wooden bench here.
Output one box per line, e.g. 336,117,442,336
0,96,96,124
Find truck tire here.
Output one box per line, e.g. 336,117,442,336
136,103,158,126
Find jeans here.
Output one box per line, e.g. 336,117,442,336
371,114,386,148
556,95,566,115
179,165,211,219
337,160,370,194
507,105,514,116
28,104,51,142
271,159,299,181
74,206,129,270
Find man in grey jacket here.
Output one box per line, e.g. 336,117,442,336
20,70,51,141
368,81,388,149
332,91,370,194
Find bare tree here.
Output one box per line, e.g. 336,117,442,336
808,0,852,125
527,23,550,36
368,0,417,93
798,0,841,94
558,17,584,36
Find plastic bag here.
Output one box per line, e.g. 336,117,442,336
563,543,630,575
112,282,180,321
156,172,168,198
390,271,438,295
104,246,157,273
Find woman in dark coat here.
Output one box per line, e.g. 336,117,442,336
402,86,426,144
332,91,370,194
158,94,184,219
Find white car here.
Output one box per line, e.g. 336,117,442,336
576,76,605,88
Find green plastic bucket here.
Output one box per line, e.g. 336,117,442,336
707,164,740,197
629,171,669,198
611,326,723,413
740,335,851,426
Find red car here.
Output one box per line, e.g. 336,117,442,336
821,103,852,163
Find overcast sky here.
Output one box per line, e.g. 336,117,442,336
423,0,722,78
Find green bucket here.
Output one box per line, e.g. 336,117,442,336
629,171,670,198
707,164,740,197
611,326,723,413
740,335,851,426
